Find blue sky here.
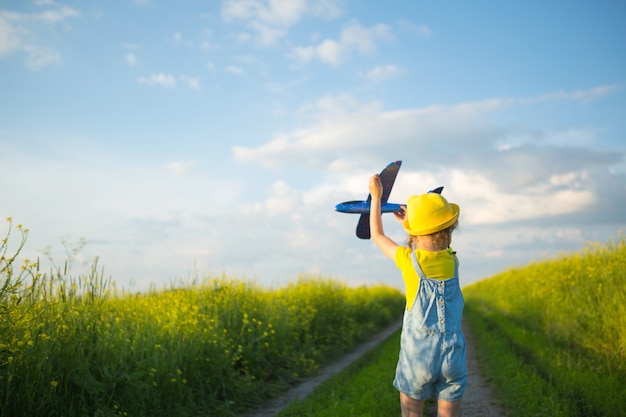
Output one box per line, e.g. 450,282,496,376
2,0,625,291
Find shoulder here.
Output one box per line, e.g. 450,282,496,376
415,249,458,279
394,246,413,268
415,248,457,261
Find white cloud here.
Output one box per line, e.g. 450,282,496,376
233,93,497,167
222,0,342,46
256,180,300,215
416,24,432,37
0,15,21,56
247,20,287,46
226,65,245,75
33,6,80,23
447,170,595,225
365,64,402,82
0,4,80,70
125,52,137,67
397,20,432,38
289,45,316,63
233,86,625,239
168,161,197,176
235,86,620,174
3,83,624,291
136,74,202,89
316,39,343,65
0,139,248,290
288,21,393,66
308,0,342,19
23,44,61,70
181,74,202,90
521,84,620,104
222,0,307,26
138,73,177,88
341,21,391,53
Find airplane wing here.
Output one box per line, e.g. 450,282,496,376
357,160,401,239
356,214,370,239
380,160,401,204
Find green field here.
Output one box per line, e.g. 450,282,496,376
0,218,405,417
276,329,402,417
270,234,626,417
464,233,626,417
4,215,626,417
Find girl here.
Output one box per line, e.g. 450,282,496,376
368,174,467,417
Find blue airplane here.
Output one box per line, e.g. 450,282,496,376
335,160,443,239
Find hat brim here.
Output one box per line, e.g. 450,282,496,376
403,203,460,236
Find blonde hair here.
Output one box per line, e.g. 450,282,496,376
407,221,458,251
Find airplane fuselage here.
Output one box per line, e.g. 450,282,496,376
335,201,403,214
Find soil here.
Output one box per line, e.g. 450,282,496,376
244,320,507,417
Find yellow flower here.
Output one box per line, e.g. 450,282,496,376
50,380,58,388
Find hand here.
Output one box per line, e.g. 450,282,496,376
393,205,407,223
368,174,383,200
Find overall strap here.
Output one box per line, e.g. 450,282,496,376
409,251,435,326
410,249,459,280
410,250,427,280
409,250,459,326
450,250,459,278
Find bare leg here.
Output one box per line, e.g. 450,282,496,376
400,392,425,417
436,399,461,417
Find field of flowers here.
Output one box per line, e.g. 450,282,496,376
463,233,626,416
0,218,405,417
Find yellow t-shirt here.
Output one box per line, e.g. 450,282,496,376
395,246,457,311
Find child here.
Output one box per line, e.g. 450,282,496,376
368,174,467,417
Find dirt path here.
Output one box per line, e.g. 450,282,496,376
244,319,506,417
423,321,507,417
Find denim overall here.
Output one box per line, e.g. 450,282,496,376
393,251,467,401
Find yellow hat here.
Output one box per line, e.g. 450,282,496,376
403,193,460,236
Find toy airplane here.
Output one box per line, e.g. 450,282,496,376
335,160,443,239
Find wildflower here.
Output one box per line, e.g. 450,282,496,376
50,380,58,388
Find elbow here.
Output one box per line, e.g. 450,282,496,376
370,231,386,245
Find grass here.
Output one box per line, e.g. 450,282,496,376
464,233,626,417
276,329,402,417
271,233,626,417
0,218,406,417
4,216,625,417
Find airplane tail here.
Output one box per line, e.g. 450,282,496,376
356,213,370,239
380,160,401,203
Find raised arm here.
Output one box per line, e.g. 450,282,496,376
368,174,400,260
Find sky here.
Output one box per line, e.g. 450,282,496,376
1,0,625,292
